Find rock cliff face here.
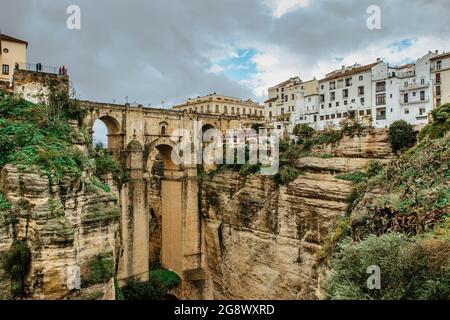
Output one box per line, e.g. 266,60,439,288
199,129,393,300
0,164,120,300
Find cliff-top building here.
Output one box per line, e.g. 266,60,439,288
0,33,28,85
267,51,448,133
172,93,265,116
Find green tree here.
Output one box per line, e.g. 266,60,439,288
388,120,417,152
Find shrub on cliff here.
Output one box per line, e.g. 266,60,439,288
324,233,450,300
2,240,31,299
84,253,115,285
121,269,181,300
388,120,417,152
419,103,450,141
0,95,89,181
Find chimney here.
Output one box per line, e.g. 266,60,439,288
377,58,381,62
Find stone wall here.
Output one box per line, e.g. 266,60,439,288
13,70,69,104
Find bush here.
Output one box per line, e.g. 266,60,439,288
323,233,450,300
121,269,181,300
2,240,31,299
239,164,261,177
293,124,315,138
273,166,301,185
336,171,367,184
419,103,450,141
94,144,127,188
85,253,115,285
388,120,417,152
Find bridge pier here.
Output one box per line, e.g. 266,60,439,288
161,165,204,299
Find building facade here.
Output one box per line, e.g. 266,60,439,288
266,51,448,133
0,33,27,84
431,52,450,109
264,77,319,133
173,93,264,117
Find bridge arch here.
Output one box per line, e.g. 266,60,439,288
91,114,123,159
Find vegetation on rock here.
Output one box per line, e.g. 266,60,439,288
121,268,181,300
2,240,31,299
388,120,417,152
324,110,450,300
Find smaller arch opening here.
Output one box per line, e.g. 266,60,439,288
159,122,169,136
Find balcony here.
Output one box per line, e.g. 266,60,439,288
400,81,430,91
400,98,429,105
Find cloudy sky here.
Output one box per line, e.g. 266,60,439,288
2,0,450,143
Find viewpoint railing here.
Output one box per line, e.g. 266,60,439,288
16,62,64,75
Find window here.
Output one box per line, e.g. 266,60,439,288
358,86,364,95
437,98,441,107
236,108,240,115
360,98,365,105
331,114,336,119
216,105,219,113
321,84,324,90
320,116,325,121
376,108,387,120
405,108,409,115
308,97,311,102
3,48,9,54
420,91,425,101
436,73,441,84
319,95,325,103
436,86,441,96
326,115,330,120
344,100,348,106
359,110,365,116
343,89,349,98
269,103,272,108
403,94,409,103
337,113,342,118
345,78,353,87
419,108,426,115
292,106,295,112
329,82,336,90
281,108,284,115
336,102,340,107
292,94,295,100
421,78,425,85
328,103,332,108
281,93,285,100
2,64,9,75
207,105,211,113
436,61,442,70
376,81,386,93
269,111,272,118
376,94,386,106
359,75,363,81
330,92,336,101
366,109,371,115
224,106,228,114
413,92,416,97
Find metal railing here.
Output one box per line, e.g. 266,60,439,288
16,62,64,75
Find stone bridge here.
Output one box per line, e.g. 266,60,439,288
81,101,264,298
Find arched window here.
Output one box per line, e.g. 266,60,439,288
159,122,169,136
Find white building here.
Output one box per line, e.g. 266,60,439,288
265,52,442,133
264,77,319,134
316,61,377,130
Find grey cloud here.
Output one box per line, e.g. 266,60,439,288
1,0,449,105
